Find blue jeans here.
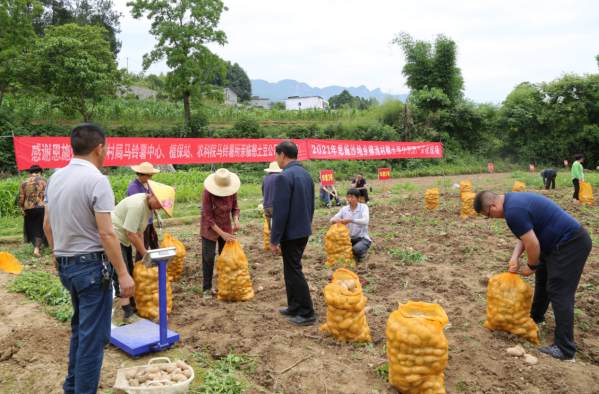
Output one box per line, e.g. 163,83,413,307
57,258,113,394
319,190,340,206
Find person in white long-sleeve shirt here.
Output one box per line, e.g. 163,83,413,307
330,188,371,262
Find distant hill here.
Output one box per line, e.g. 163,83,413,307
251,79,409,103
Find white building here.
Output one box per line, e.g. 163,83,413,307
224,86,241,105
251,96,270,109
283,96,329,110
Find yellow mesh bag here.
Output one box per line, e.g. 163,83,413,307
484,273,539,344
133,261,173,319
512,181,526,192
263,214,270,252
579,181,594,205
425,188,439,210
319,269,371,343
325,223,355,267
160,231,186,282
387,302,449,394
460,181,472,200
216,241,254,302
461,192,477,218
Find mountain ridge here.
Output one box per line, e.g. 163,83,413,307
251,79,409,103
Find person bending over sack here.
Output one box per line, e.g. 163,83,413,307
474,190,591,362
540,168,557,190
330,188,371,263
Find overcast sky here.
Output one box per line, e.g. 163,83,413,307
115,0,599,104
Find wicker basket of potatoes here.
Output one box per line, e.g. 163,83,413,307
113,357,194,394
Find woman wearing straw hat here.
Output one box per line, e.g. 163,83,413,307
201,168,241,299
127,162,164,261
262,161,282,231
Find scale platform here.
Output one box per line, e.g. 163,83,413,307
110,247,180,358
110,320,179,357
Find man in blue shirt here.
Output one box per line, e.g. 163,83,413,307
540,169,557,190
474,191,592,362
271,141,317,326
351,173,369,203
262,161,282,231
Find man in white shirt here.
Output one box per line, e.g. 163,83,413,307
330,188,371,262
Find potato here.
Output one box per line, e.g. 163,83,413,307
125,368,137,380
172,373,187,382
128,379,139,387
146,365,160,374
137,374,151,383
182,369,192,378
164,364,177,374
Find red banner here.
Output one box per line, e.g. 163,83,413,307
13,137,308,171
564,160,568,166
320,170,335,186
529,164,535,171
13,137,444,171
378,168,391,180
488,163,494,172
307,140,442,160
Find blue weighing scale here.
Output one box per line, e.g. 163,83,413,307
110,247,180,358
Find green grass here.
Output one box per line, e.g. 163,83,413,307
5,269,74,322
388,247,428,264
187,351,260,394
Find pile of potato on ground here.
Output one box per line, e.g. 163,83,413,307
124,360,191,388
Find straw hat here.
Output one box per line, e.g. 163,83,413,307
204,169,241,197
264,161,282,173
147,180,176,217
130,162,160,175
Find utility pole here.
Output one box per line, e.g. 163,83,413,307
126,57,129,72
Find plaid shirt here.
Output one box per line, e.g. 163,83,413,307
200,189,240,241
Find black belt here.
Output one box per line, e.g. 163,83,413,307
56,252,107,266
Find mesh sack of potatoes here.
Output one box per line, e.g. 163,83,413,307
425,188,439,210
216,241,254,302
484,273,539,344
132,261,173,319
460,181,472,200
579,181,594,205
325,223,355,267
263,214,270,252
319,268,371,343
161,231,186,282
386,301,449,394
512,181,526,192
460,192,477,218
124,360,192,388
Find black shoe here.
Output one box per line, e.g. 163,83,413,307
538,343,575,362
355,253,369,263
279,307,297,317
286,314,318,326
534,318,545,326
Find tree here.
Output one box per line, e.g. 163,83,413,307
391,32,464,111
23,23,122,122
328,89,354,108
128,0,228,120
211,61,251,102
0,0,43,107
33,0,123,57
269,101,285,110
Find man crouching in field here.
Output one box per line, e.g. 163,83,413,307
473,191,591,362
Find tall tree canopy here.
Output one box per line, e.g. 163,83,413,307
128,0,228,120
211,61,252,102
391,32,464,111
22,23,122,122
328,89,377,109
0,0,43,107
33,0,123,57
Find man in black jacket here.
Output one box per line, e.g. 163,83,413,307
270,140,317,326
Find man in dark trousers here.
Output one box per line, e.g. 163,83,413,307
270,140,317,326
541,168,557,190
473,191,591,362
351,173,369,203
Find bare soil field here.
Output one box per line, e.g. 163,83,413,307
2,172,599,394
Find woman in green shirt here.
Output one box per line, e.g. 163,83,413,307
571,154,584,204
